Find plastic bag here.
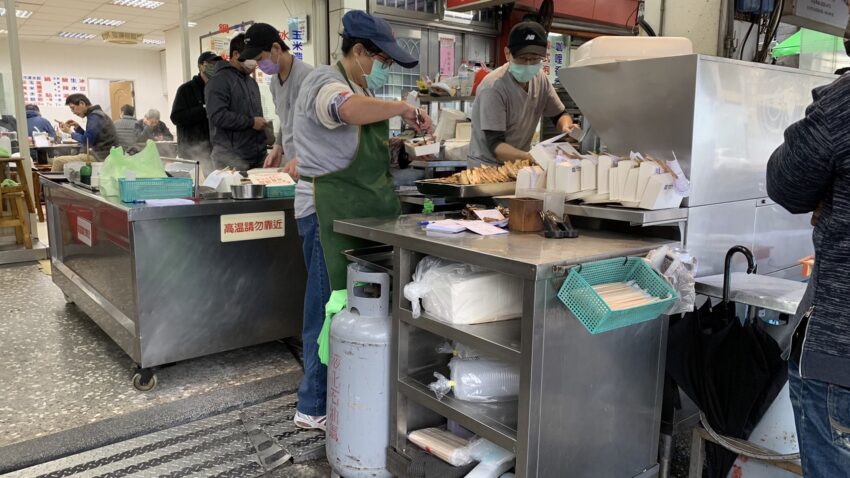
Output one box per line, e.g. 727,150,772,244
428,358,519,403
0,136,11,158
407,427,474,467
647,246,697,315
466,439,516,478
435,341,481,360
403,256,523,324
99,140,166,197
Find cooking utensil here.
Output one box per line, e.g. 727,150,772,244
230,184,266,200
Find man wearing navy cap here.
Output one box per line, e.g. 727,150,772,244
468,21,576,168
241,23,312,176
289,10,432,432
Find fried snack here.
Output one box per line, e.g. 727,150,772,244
432,159,533,185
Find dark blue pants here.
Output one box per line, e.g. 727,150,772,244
295,213,330,416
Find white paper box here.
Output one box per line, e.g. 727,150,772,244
515,166,546,192
608,168,619,201
405,139,440,158
580,156,598,191
566,189,596,201
597,155,617,195
529,133,576,190
554,160,582,194
622,166,641,202
636,162,663,205
454,122,472,141
434,109,467,142
582,192,615,204
639,173,685,210
617,160,636,201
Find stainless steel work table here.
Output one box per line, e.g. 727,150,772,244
42,179,306,389
335,215,673,478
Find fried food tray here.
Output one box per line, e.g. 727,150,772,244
415,179,516,198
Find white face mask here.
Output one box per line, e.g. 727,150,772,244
242,59,258,71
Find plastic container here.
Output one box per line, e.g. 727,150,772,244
458,62,472,96
429,358,520,403
118,177,193,202
736,0,774,13
570,37,694,68
557,257,679,334
265,184,296,198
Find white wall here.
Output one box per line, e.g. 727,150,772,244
644,0,723,56
163,0,320,113
0,41,169,129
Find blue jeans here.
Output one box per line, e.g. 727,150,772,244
296,213,330,416
789,360,850,477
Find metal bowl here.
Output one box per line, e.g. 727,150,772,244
230,184,266,200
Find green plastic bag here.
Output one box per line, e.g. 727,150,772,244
99,140,166,197
318,290,348,366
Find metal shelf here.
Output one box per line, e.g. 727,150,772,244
399,309,521,362
563,204,688,227
398,372,518,452
418,95,475,103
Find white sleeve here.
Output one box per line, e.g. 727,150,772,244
315,82,355,130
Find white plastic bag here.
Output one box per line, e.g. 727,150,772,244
428,358,519,403
407,427,474,466
466,439,516,478
435,341,482,360
403,256,523,324
647,246,697,315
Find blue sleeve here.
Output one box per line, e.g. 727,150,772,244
72,114,101,147
44,120,56,137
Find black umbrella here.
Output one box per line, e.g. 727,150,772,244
666,246,787,478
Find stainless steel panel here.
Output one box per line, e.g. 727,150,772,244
133,209,305,367
695,273,806,315
563,204,688,227
685,201,757,277
690,57,831,206
536,292,666,478
753,201,813,275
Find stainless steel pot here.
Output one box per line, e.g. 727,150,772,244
230,184,266,200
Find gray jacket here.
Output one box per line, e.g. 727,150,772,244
113,115,137,150
767,73,850,388
205,61,266,168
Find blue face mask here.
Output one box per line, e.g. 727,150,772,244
358,57,391,91
509,62,542,83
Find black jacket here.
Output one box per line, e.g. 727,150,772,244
767,74,850,388
205,62,266,164
170,75,210,158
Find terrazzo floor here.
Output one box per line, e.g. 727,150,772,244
0,261,315,473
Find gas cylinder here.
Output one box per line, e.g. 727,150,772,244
326,263,392,478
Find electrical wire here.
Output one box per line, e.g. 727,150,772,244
740,20,755,60
281,0,292,17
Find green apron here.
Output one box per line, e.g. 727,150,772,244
312,62,401,290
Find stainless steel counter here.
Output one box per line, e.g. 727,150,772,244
336,216,673,478
42,179,306,385
695,273,806,316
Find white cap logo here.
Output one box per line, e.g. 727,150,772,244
526,34,536,40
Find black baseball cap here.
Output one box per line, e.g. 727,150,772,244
198,51,222,64
241,23,288,61
342,10,417,68
507,21,548,57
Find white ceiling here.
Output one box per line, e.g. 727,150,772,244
7,0,253,48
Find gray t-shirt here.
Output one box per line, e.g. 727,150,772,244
293,65,365,219
270,58,313,163
468,64,565,167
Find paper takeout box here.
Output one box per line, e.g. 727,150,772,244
405,138,440,158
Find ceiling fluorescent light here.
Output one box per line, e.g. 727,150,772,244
187,22,197,27
143,38,165,45
111,0,164,8
0,8,33,18
83,18,126,27
444,10,475,21
59,32,97,40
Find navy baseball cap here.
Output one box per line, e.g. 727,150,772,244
241,23,288,61
342,10,417,68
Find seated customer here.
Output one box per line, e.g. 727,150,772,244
135,109,174,143
113,104,138,150
25,104,56,160
53,94,118,172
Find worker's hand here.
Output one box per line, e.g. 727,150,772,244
282,158,299,180
400,104,433,134
264,144,283,168
561,123,579,134
252,117,269,131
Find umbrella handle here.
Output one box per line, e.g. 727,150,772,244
723,246,757,304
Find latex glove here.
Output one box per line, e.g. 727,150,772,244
318,289,348,365
264,144,283,168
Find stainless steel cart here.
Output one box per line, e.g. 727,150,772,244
335,215,673,478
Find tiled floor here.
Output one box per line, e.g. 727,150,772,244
0,261,321,475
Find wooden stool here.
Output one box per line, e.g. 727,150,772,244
0,185,33,249
0,157,35,216
32,164,51,222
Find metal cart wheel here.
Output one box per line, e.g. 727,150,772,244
132,369,158,392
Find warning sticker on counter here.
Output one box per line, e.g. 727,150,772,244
220,212,285,243
77,217,93,247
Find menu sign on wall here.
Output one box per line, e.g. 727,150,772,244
22,75,88,107
544,36,567,86
220,212,285,242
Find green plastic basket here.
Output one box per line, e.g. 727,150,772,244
119,178,193,202
265,184,295,198
557,257,678,334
